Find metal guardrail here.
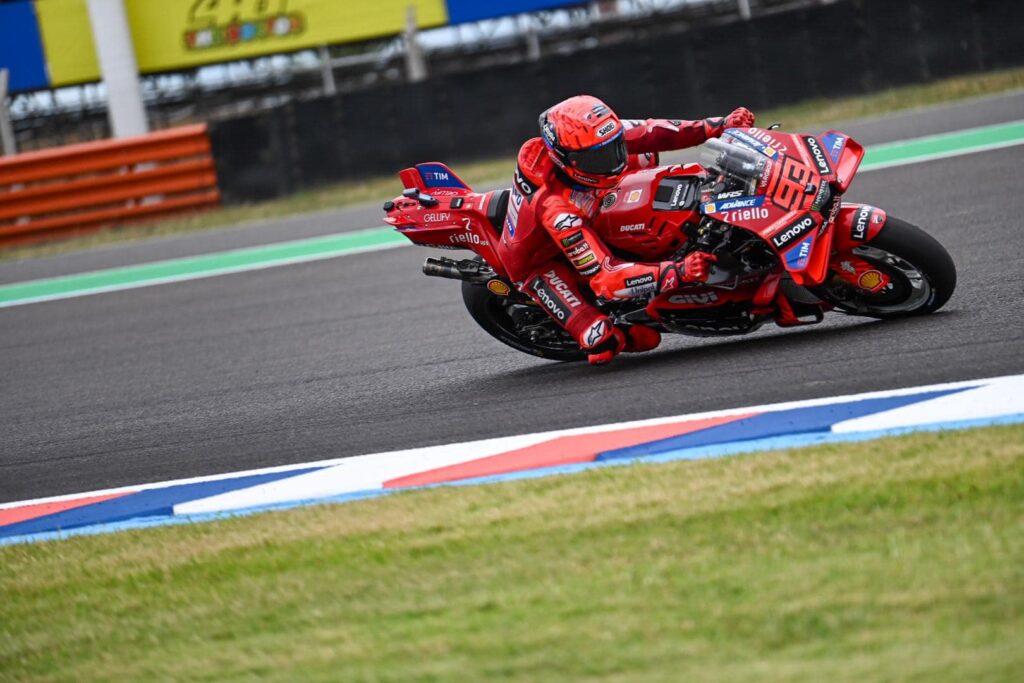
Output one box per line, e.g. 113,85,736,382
0,124,219,245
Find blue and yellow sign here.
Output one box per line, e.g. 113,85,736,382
2,0,582,92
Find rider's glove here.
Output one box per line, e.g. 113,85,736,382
725,107,756,129
658,252,717,291
703,107,756,137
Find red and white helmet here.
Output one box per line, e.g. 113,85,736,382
539,95,627,189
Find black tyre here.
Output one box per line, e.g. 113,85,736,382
816,216,956,319
461,280,585,361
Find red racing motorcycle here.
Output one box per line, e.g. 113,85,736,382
383,126,956,361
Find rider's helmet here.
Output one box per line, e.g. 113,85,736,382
539,95,627,190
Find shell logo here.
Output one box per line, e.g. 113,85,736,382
858,270,884,290
487,280,512,296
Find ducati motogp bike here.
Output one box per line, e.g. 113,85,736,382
383,126,956,361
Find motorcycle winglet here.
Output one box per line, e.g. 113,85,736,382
821,131,864,193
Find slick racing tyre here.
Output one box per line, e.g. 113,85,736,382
461,280,585,362
816,216,956,319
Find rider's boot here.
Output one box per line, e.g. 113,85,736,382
623,324,661,353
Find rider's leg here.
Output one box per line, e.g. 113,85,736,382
522,260,624,365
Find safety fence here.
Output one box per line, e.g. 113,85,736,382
0,124,219,245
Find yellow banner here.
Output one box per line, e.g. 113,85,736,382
37,0,449,87
36,0,100,87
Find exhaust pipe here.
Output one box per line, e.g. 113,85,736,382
423,257,467,280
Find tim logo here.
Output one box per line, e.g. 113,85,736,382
185,0,305,51
422,171,449,181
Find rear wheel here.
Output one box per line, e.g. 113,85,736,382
816,216,956,319
461,281,585,361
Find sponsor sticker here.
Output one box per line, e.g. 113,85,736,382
448,232,487,246
561,232,584,248
668,291,720,305
705,195,766,213
851,206,872,241
417,163,467,189
785,236,814,269
554,213,584,231
584,320,608,347
514,166,538,197
625,274,655,288
858,270,884,290
727,129,784,158
573,253,597,268
802,135,831,176
487,280,511,296
596,121,617,138
820,131,848,164
567,241,591,257
544,270,583,308
531,277,571,322
619,223,646,233
724,207,770,223
772,213,817,249
625,189,644,204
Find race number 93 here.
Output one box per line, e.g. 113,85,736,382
770,157,813,211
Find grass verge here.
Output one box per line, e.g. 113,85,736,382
3,67,1024,264
1,423,1022,682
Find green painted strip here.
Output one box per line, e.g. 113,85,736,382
1,120,1022,309
861,120,1024,170
0,227,407,307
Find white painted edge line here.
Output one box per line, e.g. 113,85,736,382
860,137,1024,172
3,373,1015,512
864,118,1024,149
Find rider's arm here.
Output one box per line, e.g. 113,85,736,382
540,199,711,301
622,118,718,154
622,108,755,154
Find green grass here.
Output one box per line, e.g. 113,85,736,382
1,423,1022,682
3,66,1024,263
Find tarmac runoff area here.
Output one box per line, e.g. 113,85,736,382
0,119,1021,309
1,373,1022,545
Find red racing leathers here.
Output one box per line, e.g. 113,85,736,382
495,117,727,360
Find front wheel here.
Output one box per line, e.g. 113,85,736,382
461,281,585,362
815,216,956,319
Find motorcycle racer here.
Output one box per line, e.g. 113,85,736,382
496,94,756,365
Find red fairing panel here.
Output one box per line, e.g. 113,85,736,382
833,203,888,251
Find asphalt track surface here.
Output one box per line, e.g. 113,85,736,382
2,92,1023,503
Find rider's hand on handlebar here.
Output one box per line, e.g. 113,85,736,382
680,251,717,283
724,107,755,129
659,252,717,291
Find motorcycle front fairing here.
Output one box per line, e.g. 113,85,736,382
698,129,849,286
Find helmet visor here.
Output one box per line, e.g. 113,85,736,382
566,133,627,176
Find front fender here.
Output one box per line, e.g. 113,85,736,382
832,203,888,252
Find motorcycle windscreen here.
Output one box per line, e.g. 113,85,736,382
698,137,767,194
